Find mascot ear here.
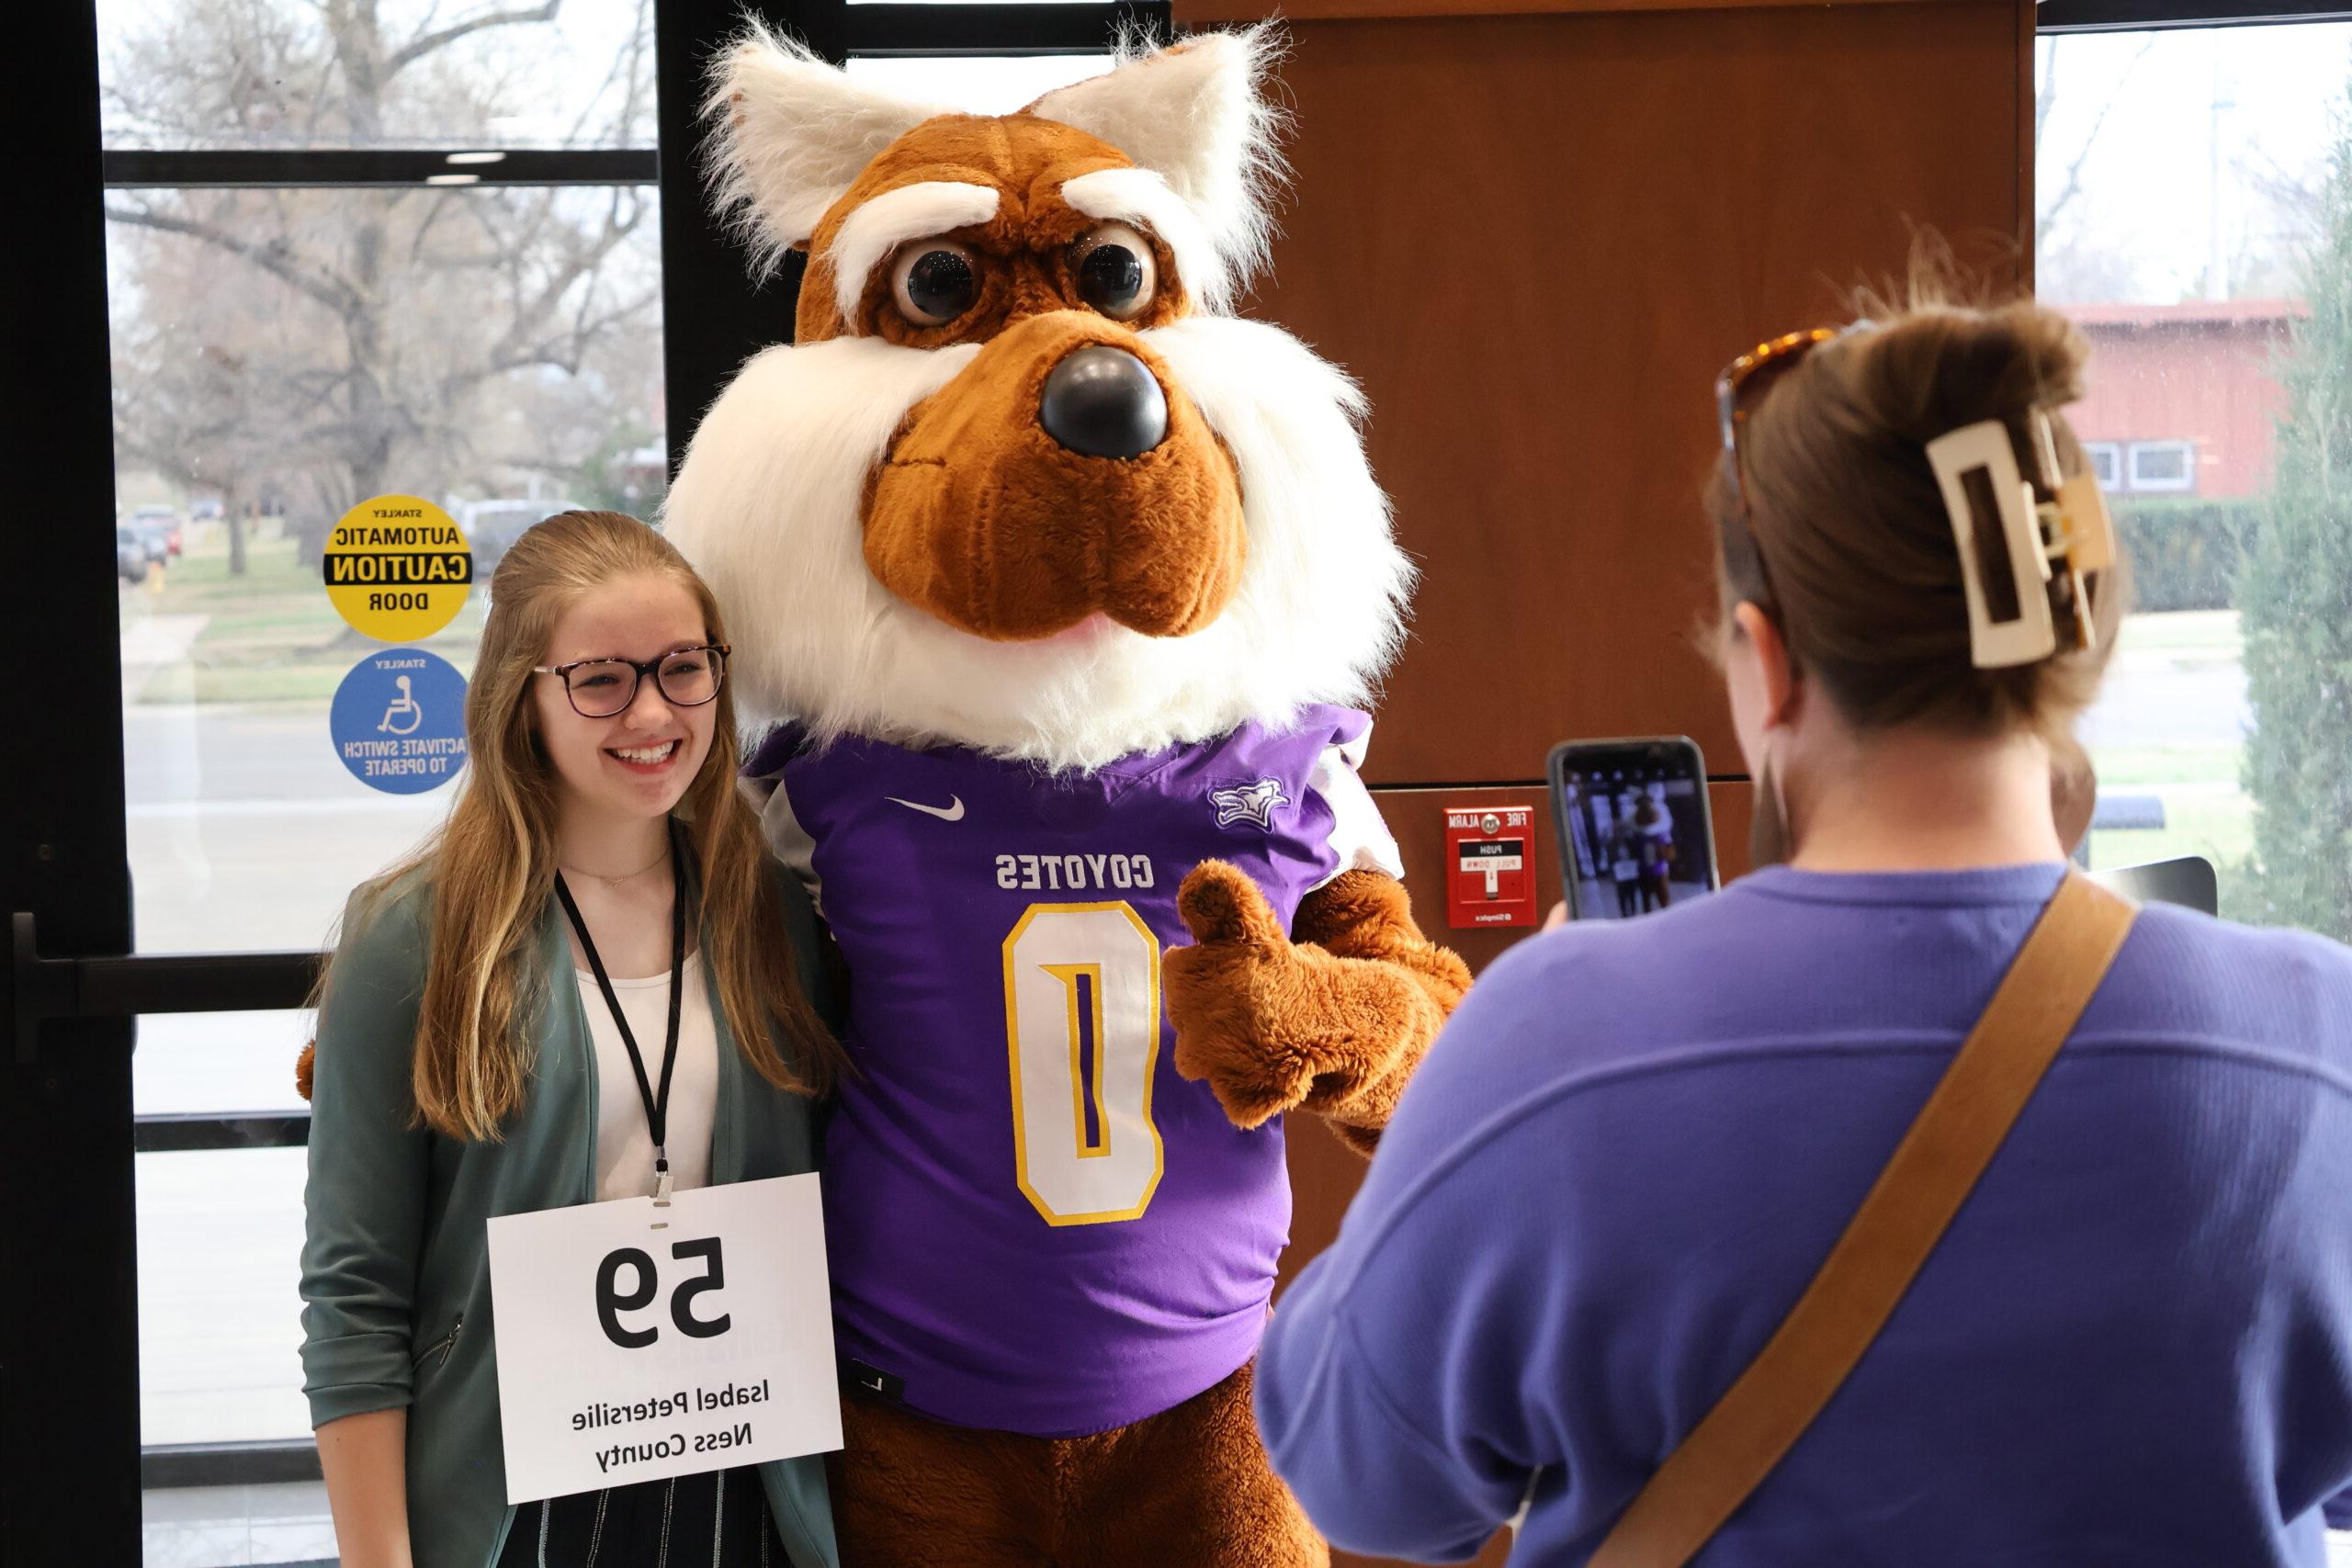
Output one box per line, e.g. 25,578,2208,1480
1027,25,1289,300
702,23,950,278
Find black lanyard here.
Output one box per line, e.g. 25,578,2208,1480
553,822,686,1201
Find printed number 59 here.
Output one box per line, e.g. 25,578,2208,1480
596,1237,730,1349
1002,903,1165,1226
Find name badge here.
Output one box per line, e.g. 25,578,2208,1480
485,1173,842,1504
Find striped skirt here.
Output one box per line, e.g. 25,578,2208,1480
499,1467,786,1568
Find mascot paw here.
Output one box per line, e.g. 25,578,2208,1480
1167,861,1419,1132
1167,863,1319,1127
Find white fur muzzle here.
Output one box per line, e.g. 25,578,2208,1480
662,317,1411,773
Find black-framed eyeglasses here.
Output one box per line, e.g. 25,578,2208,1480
532,644,729,718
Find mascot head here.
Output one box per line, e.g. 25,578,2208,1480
663,25,1413,771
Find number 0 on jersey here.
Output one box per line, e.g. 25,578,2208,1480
1002,902,1167,1225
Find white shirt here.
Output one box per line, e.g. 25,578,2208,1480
576,951,718,1202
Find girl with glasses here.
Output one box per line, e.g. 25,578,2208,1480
299,509,845,1568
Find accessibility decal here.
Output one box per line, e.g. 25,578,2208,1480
331,648,469,794
323,494,471,642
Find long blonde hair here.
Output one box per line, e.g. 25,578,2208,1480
322,510,839,1140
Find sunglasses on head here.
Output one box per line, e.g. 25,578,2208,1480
1714,327,1844,520
1711,327,1841,618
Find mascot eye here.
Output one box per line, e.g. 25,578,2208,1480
889,240,979,328
1073,223,1157,321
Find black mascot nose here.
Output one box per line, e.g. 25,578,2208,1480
1037,345,1169,459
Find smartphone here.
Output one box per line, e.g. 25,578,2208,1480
1545,737,1721,921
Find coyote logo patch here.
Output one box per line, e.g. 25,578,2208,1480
1211,778,1289,829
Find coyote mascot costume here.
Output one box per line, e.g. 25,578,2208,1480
664,25,1470,1566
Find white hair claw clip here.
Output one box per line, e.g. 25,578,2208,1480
1927,410,2118,670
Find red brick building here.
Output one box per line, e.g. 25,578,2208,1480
2064,299,2306,500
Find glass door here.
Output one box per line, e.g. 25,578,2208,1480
17,2,665,1561
106,0,663,1541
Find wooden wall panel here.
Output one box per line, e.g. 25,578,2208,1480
1380,784,1558,964
1246,3,2031,787
1236,12,2023,1560
1181,0,1919,17
1360,778,1758,966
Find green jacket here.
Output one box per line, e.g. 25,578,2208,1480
299,867,841,1568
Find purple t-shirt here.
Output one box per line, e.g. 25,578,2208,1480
1259,864,2352,1564
744,706,1402,1437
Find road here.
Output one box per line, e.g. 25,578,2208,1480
121,703,452,946
124,701,370,806
2081,660,2251,750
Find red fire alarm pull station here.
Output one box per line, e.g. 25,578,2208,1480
1444,805,1536,929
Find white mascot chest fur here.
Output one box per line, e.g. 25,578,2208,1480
662,24,1419,1458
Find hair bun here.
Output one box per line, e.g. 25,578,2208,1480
1840,299,2091,454
1712,286,2124,746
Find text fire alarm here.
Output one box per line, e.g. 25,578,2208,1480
1444,805,1535,929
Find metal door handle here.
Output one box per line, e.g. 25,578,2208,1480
10,910,321,1063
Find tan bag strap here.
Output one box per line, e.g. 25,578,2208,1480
1588,870,2138,1568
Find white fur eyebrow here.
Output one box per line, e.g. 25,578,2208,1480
827,180,1001,326
1060,167,1228,315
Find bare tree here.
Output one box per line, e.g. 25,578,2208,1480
2035,36,2158,303
111,276,303,576
103,0,659,567
2225,143,2328,298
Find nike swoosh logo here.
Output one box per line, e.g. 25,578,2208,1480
886,795,966,822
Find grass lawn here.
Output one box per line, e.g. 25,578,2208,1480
2084,789,2255,891
129,526,484,705
2087,743,2244,788
2086,611,2256,903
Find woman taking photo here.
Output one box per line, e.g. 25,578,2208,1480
1256,297,2352,1564
300,511,842,1568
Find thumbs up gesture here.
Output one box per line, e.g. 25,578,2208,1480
1166,860,1429,1132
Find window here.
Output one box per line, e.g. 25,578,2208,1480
2039,18,2351,940
96,0,656,150
105,75,663,964
2125,438,2197,492
99,3,662,1557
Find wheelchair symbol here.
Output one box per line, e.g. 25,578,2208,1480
377,675,424,737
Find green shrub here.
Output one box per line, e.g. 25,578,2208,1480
2240,109,2352,940
2113,497,2262,613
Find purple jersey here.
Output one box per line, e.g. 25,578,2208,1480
743,706,1403,1437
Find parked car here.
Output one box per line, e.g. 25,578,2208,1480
459,499,585,570
116,525,152,583
122,517,170,565
130,503,184,558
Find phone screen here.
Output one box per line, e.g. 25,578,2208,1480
1547,739,1720,921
